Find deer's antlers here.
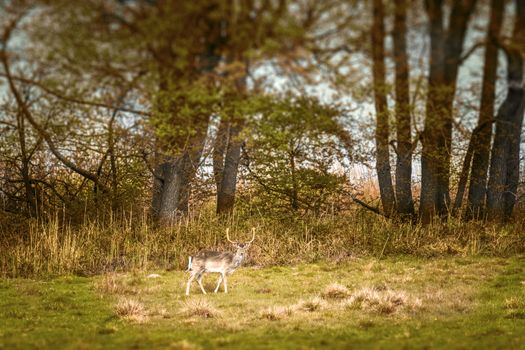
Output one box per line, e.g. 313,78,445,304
226,228,236,244
248,227,256,244
225,227,256,244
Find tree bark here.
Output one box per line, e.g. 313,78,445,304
453,119,495,213
487,0,525,221
288,143,299,211
151,129,208,223
466,0,504,219
393,0,414,217
420,0,445,224
420,0,477,223
213,118,229,194
216,121,244,215
372,0,396,216
16,109,37,217
213,42,247,216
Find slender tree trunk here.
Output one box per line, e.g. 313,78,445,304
16,110,36,217
393,0,414,217
487,0,525,221
453,119,495,213
420,0,477,223
213,118,229,194
372,0,396,216
465,0,504,219
107,109,119,212
289,144,299,211
420,0,445,223
213,47,248,215
453,137,475,213
216,120,244,215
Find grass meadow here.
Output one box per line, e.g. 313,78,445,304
1,210,525,349
1,256,525,349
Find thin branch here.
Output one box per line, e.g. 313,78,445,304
0,73,150,116
141,150,164,182
349,193,387,218
5,178,67,203
389,140,399,156
459,41,485,64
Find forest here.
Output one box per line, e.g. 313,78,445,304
1,0,525,349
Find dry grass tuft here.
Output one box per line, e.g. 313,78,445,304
181,299,219,319
169,340,201,350
114,297,148,323
504,296,525,319
296,296,327,312
96,273,139,295
260,306,294,320
504,296,525,309
97,273,122,294
321,283,350,300
344,286,421,315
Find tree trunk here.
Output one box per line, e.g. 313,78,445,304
16,110,36,217
453,119,495,213
213,118,229,194
419,0,445,224
151,11,223,224
213,46,247,215
420,0,477,223
289,144,299,211
487,0,525,221
152,131,208,223
372,0,396,216
216,120,244,215
393,0,414,217
466,0,504,219
453,137,475,214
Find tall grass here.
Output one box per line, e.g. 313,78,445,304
1,208,524,278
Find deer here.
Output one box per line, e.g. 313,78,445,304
185,228,255,296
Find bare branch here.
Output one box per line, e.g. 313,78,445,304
459,41,485,64
0,73,150,116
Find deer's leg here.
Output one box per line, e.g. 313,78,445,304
186,272,196,296
197,272,207,294
222,273,228,293
214,274,223,293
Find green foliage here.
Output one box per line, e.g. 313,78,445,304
242,95,347,214
151,81,221,154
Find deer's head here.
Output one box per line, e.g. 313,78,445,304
226,227,255,252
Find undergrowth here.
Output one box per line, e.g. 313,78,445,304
1,208,524,277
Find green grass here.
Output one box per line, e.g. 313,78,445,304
1,256,525,349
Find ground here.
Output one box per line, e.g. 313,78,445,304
1,255,524,350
